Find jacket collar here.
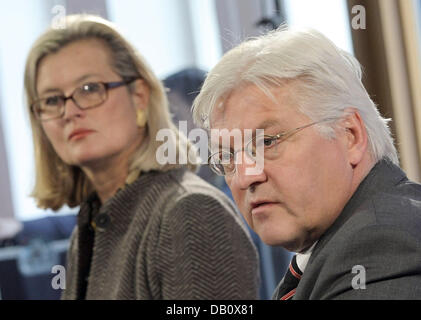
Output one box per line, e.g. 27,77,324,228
309,159,407,262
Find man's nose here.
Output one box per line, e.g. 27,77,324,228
232,150,266,190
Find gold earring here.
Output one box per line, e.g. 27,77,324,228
136,110,147,127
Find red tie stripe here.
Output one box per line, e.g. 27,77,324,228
280,288,297,300
277,255,303,300
289,262,302,280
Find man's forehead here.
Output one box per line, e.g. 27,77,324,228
210,118,282,144
210,101,289,132
209,83,295,131
209,100,227,128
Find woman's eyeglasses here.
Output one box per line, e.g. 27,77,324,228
31,78,138,121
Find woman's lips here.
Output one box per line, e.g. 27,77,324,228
68,129,95,141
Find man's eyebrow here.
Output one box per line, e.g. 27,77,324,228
255,119,283,130
38,74,102,96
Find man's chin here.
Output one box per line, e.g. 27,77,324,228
256,231,304,252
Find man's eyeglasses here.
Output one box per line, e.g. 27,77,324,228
208,118,339,176
31,78,138,121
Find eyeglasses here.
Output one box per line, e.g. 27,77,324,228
208,118,338,176
31,78,138,121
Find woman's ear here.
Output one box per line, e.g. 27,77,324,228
131,79,150,111
342,108,368,167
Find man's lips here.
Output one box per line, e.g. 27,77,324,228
68,129,95,141
250,200,279,215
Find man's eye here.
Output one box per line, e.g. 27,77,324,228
256,137,276,148
219,152,233,163
224,153,234,162
263,138,275,147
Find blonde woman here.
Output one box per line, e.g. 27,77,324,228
24,15,259,299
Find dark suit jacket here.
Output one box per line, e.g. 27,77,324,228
273,159,421,299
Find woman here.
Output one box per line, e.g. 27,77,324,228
24,14,259,299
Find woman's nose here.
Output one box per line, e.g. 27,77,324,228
62,98,84,120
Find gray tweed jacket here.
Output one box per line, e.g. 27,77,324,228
273,159,421,299
61,168,259,299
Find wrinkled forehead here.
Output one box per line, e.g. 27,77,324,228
209,82,303,132
208,84,307,154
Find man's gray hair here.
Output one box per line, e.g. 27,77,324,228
192,27,398,165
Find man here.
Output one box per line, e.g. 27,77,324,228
192,28,421,299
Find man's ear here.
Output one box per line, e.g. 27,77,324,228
342,108,368,167
131,79,150,111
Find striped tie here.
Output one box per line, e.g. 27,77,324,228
278,255,303,300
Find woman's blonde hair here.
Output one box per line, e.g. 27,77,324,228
25,14,198,210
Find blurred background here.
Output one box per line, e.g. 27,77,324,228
0,0,419,299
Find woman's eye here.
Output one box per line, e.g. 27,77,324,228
45,96,61,106
82,83,100,93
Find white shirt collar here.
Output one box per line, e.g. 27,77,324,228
295,242,317,273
